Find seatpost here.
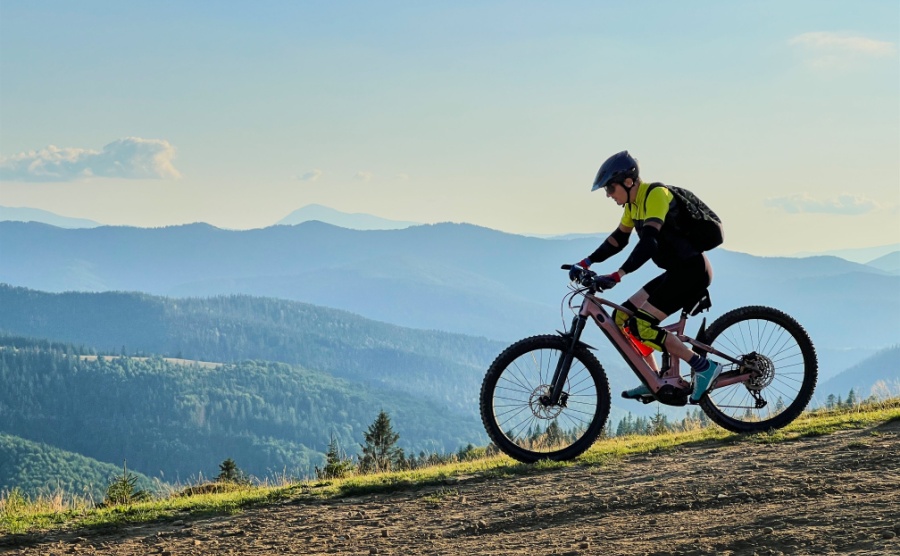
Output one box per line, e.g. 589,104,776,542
549,314,587,404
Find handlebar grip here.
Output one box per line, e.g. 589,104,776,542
561,264,572,270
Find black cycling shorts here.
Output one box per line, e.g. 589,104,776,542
643,254,711,316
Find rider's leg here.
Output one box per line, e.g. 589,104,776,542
618,290,661,400
639,255,720,402
639,254,712,365
642,310,720,402
614,291,659,372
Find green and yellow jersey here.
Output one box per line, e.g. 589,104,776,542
621,181,674,231
621,182,699,270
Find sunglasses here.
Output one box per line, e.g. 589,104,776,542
604,183,619,194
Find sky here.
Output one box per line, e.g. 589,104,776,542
0,1,898,256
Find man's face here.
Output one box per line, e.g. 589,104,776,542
605,180,630,206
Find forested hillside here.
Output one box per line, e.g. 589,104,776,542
0,285,503,417
819,346,900,400
0,338,487,482
0,432,154,501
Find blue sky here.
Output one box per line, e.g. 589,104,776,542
1,1,897,255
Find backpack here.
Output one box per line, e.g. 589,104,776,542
646,183,724,251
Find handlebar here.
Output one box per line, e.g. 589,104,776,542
560,264,604,290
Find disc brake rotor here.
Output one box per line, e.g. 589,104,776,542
529,385,566,419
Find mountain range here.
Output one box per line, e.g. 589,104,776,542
819,346,900,401
1,220,897,385
1,211,897,490
4,203,899,265
793,242,900,264
276,204,420,230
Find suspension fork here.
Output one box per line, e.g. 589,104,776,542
547,314,588,405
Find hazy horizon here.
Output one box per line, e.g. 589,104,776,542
2,202,899,264
1,2,897,257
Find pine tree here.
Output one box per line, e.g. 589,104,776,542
359,410,403,474
774,396,785,412
104,460,149,506
316,435,356,479
650,408,669,435
846,389,857,407
698,408,710,427
216,458,250,485
544,420,564,447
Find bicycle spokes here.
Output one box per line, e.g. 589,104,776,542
700,306,817,432
481,335,610,461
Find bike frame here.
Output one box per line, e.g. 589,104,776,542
548,288,753,405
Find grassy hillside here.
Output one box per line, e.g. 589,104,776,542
0,338,487,483
3,398,897,536
0,433,154,502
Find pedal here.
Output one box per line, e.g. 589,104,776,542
621,390,656,403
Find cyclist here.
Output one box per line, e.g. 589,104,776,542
569,150,720,404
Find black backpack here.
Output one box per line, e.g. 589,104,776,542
646,183,724,251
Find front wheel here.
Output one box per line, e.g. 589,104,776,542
700,306,818,433
480,335,611,463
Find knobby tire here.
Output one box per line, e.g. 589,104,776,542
700,305,818,433
480,335,611,463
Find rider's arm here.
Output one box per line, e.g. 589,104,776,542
617,186,671,276
587,224,632,264
618,221,661,275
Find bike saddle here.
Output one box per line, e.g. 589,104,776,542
686,291,712,316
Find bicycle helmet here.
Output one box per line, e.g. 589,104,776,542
592,150,640,192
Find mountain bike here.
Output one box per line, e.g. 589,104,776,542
479,266,818,463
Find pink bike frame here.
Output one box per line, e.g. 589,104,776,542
577,292,752,395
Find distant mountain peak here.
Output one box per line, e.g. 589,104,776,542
793,242,900,264
866,251,900,274
276,204,420,230
0,205,101,229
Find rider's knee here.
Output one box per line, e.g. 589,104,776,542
626,309,668,352
614,300,637,330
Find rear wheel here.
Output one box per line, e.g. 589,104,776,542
480,335,611,463
700,306,817,432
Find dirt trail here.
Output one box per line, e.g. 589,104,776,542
5,420,899,556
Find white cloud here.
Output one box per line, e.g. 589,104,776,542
354,171,374,182
764,193,880,215
789,32,896,56
0,137,181,182
298,169,323,182
789,32,896,70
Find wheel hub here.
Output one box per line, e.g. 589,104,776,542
530,385,566,419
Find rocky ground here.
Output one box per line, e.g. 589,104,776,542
4,419,899,556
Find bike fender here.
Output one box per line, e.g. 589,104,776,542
555,330,597,351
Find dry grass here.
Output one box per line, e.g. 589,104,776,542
3,397,898,536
